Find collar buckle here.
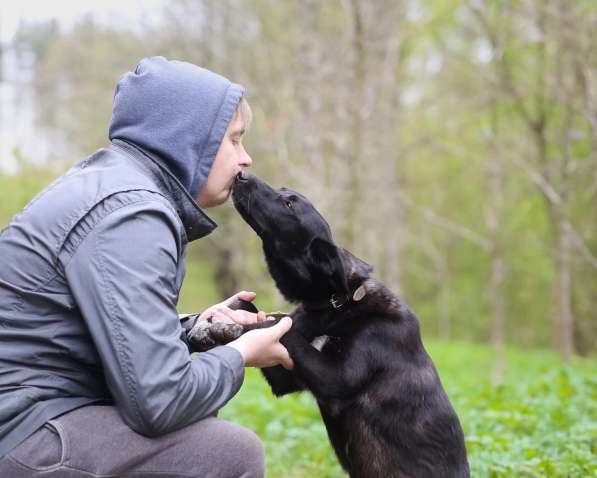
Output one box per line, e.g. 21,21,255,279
330,294,346,309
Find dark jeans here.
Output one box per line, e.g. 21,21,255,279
0,405,264,477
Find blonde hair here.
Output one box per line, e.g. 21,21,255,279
234,96,253,130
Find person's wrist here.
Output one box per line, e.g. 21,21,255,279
228,339,250,366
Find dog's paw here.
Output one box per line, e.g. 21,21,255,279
187,320,243,352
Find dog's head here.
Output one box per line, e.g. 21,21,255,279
232,172,372,304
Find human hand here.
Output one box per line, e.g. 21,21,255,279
199,291,268,325
228,317,294,370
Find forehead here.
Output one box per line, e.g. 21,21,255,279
278,187,307,200
227,114,245,134
279,188,330,222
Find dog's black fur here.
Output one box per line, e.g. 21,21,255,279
224,173,469,477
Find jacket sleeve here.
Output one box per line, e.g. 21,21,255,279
62,199,244,437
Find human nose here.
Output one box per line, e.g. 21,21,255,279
239,145,252,168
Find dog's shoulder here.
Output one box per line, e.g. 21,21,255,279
354,278,418,325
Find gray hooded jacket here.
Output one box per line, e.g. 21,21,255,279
0,57,246,457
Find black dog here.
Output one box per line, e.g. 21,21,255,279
189,173,469,478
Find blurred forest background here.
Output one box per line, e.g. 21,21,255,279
3,0,596,364
1,1,596,476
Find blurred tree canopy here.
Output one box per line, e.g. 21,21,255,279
3,0,596,367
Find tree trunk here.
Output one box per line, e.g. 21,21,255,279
345,0,366,252
556,219,574,362
486,104,507,385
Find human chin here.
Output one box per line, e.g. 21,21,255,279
223,185,233,202
210,188,232,207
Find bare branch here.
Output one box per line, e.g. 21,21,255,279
570,227,597,270
397,192,492,252
507,154,597,271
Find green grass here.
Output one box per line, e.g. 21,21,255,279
221,341,597,478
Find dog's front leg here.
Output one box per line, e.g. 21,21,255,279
280,331,368,400
260,365,306,396
186,319,318,396
236,320,305,396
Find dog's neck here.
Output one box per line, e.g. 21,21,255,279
302,248,373,311
303,281,368,312
263,241,374,307
294,278,389,339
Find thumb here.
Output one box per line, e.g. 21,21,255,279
225,291,256,305
271,316,293,339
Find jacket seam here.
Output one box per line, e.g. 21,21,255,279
65,199,183,432
59,194,181,272
57,189,179,264
91,203,163,431
94,232,145,439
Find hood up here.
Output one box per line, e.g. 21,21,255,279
109,56,244,199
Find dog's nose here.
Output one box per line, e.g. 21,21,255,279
236,170,249,182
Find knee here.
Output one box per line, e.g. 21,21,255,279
225,423,265,478
180,418,265,478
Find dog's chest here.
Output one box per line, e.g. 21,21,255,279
311,335,348,417
311,335,344,355
310,335,328,351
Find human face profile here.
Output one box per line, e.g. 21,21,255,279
196,110,252,208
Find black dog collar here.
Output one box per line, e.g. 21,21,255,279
306,283,367,311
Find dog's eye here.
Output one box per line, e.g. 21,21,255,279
285,200,293,209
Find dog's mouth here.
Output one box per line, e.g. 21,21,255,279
231,172,287,239
236,170,250,183
232,173,260,233
232,172,247,201
232,171,250,198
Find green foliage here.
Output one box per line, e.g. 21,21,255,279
0,168,62,226
8,0,596,355
177,259,220,314
222,341,597,477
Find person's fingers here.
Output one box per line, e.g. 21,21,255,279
271,316,293,339
219,307,238,320
220,307,254,325
212,310,235,324
198,306,216,321
237,309,264,325
211,310,227,323
281,358,294,370
225,291,256,306
277,345,294,370
257,311,267,322
241,310,262,324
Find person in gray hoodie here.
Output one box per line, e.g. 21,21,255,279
0,56,292,478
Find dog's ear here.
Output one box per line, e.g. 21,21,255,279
340,247,373,279
308,237,349,295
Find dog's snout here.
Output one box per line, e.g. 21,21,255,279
236,170,249,182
